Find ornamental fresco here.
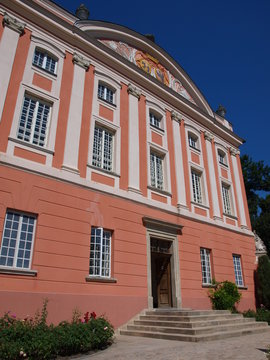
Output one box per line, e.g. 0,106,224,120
100,39,196,104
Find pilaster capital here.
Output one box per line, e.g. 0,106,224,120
204,131,214,142
171,110,182,123
3,13,25,34
72,53,90,70
230,147,240,156
127,83,141,99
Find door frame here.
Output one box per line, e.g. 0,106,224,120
144,217,182,309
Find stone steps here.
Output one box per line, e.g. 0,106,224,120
119,309,270,342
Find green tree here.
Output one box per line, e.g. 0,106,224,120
256,255,270,309
241,155,270,254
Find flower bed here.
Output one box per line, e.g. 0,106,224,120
0,300,114,360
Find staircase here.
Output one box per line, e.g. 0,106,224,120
120,309,269,342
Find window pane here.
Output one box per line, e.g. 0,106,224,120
150,113,161,128
150,152,163,189
222,184,231,215
0,211,35,269
89,227,111,277
191,171,202,203
33,49,57,75
233,255,244,286
200,248,212,284
92,126,113,171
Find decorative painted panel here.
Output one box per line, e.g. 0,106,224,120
100,40,196,104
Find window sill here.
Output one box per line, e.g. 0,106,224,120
202,284,216,288
88,164,120,178
97,96,116,108
32,64,57,78
189,145,200,153
150,124,164,134
191,201,209,210
85,276,117,283
219,162,228,168
0,267,37,277
8,137,54,155
223,212,238,220
237,285,248,290
148,186,172,197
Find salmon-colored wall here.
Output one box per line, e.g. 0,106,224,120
78,65,95,177
0,165,256,327
32,73,52,92
91,171,115,187
191,152,200,165
151,131,163,146
0,29,31,152
99,104,114,121
14,146,46,164
52,52,74,169
221,167,228,179
151,192,167,204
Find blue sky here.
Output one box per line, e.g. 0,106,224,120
54,0,270,165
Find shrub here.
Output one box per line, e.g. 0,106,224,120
208,280,241,311
243,307,270,325
0,301,114,360
256,255,270,309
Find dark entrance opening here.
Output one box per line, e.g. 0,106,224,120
151,238,172,308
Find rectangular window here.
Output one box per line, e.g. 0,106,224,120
200,248,212,285
98,84,114,104
218,151,226,165
33,49,57,74
222,184,232,215
17,95,51,147
0,211,36,269
92,126,113,171
191,170,202,203
149,112,161,129
150,152,164,190
233,255,244,287
188,134,198,149
89,227,111,278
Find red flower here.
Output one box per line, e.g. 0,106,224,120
84,312,89,323
90,311,96,319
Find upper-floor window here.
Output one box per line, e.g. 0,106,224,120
0,211,36,270
191,170,202,204
17,95,51,147
200,248,212,285
222,183,232,215
149,112,161,129
98,83,115,104
92,125,113,171
233,254,244,287
89,227,111,278
218,149,227,166
188,133,199,150
150,151,164,190
33,48,57,75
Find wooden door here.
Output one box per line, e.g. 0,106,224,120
157,256,172,307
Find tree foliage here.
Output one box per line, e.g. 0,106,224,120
241,155,270,254
256,255,270,309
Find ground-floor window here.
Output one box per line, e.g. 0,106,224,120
89,227,111,278
200,248,212,285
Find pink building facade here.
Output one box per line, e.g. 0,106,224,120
0,0,255,328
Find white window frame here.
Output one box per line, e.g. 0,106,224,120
92,124,114,172
191,169,203,204
98,82,115,105
188,132,199,150
16,94,52,148
218,149,227,166
150,151,164,190
89,227,111,278
222,183,232,215
0,211,36,270
233,254,244,287
149,111,162,129
32,48,58,75
200,248,212,285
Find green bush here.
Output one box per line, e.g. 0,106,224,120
243,307,270,325
208,280,241,311
0,303,114,360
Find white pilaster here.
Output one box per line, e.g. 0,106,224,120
127,83,141,193
230,148,247,228
0,13,25,122
204,132,222,219
171,111,187,210
62,53,90,174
